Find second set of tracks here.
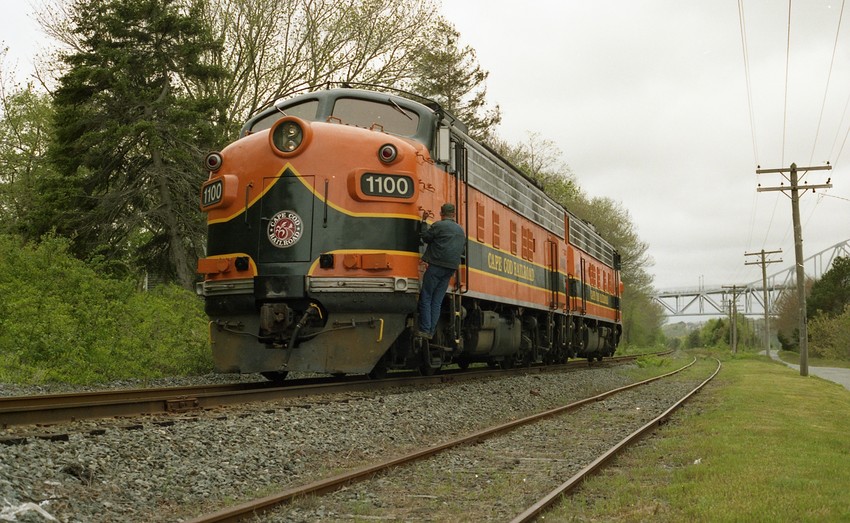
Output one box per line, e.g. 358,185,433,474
185,356,720,522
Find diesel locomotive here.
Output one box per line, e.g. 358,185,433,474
197,87,622,379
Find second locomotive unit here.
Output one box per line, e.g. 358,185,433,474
197,87,622,379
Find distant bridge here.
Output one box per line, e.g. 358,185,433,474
652,239,850,317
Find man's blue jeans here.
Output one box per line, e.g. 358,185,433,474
418,264,455,335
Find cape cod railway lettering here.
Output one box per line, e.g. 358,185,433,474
487,252,535,282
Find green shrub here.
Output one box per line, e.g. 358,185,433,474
0,234,212,384
808,305,850,361
635,354,666,368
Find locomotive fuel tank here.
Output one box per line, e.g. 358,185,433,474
464,310,522,357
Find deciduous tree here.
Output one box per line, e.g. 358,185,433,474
491,131,580,205
0,68,56,236
194,0,441,139
493,131,663,347
809,304,850,360
773,278,814,351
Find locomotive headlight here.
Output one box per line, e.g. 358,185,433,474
269,117,312,157
204,152,223,172
378,143,398,164
274,122,303,151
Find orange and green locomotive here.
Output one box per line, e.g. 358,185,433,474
197,88,622,379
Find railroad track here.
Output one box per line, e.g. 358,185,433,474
184,356,718,522
512,358,721,522
0,376,350,428
0,353,652,428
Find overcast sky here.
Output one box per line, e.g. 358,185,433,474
441,0,850,292
3,1,849,293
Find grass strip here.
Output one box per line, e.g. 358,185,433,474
548,352,850,522
776,350,850,369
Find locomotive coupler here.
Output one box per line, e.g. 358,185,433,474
259,303,294,337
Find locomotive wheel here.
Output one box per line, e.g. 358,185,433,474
515,354,528,368
260,371,289,383
457,359,470,370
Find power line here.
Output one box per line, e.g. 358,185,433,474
809,0,846,165
737,0,765,259
827,91,850,164
738,0,759,166
762,191,783,250
820,192,850,203
745,191,759,249
781,0,792,166
833,116,850,166
803,193,826,229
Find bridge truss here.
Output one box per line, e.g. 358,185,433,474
652,239,850,317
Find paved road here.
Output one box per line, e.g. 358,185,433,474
768,350,850,392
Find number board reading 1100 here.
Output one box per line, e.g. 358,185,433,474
360,173,414,199
201,179,223,208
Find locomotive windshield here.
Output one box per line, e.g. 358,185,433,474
244,91,426,140
331,98,420,136
249,99,320,133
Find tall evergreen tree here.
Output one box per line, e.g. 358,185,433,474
409,18,501,141
47,0,225,289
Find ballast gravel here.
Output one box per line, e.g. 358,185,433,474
277,363,713,522
0,362,693,522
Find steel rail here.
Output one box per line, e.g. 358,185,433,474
510,358,722,523
185,355,696,523
0,382,273,410
0,353,655,428
0,376,394,427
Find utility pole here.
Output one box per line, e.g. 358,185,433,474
722,285,741,354
745,249,782,358
756,163,832,377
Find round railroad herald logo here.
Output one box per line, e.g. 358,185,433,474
267,210,303,248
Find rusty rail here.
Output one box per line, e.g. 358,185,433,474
185,355,695,523
0,352,655,428
511,358,721,522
